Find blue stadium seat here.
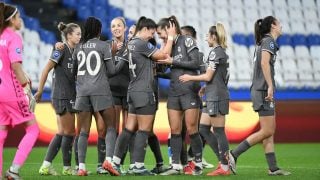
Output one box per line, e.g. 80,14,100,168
291,34,307,47
246,34,255,46
277,34,291,46
62,0,77,8
307,34,320,46
77,6,93,20
94,0,109,7
79,0,91,7
23,16,40,31
232,34,247,46
16,5,26,18
3,0,11,3
93,6,108,20
39,29,57,44
125,18,136,28
108,7,123,18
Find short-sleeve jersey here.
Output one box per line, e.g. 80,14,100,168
107,40,130,97
205,46,230,101
127,37,157,92
169,35,200,96
73,38,113,96
0,28,25,102
49,43,77,100
251,34,278,91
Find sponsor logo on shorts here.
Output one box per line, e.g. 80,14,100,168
270,101,274,108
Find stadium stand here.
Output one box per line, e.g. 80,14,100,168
8,0,320,99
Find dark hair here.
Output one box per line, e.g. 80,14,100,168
133,16,156,37
254,16,277,45
0,2,18,34
157,15,181,35
181,25,197,39
209,22,228,48
82,16,102,43
58,22,80,42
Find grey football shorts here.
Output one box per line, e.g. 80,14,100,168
75,95,114,112
113,96,128,110
251,90,275,116
202,99,229,116
167,93,201,111
52,98,77,115
127,91,157,115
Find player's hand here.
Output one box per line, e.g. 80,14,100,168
265,86,274,102
198,86,205,97
55,42,64,50
111,40,118,56
34,90,43,103
23,74,36,112
157,54,173,65
179,74,192,83
166,21,176,37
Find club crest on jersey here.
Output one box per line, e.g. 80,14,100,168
209,51,216,61
16,48,21,54
178,46,181,52
147,43,154,50
185,37,194,48
53,50,60,58
269,42,274,50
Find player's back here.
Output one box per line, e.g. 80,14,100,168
74,38,113,96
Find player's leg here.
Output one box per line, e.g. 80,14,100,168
93,112,108,174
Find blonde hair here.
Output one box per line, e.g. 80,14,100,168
215,22,228,48
209,22,228,48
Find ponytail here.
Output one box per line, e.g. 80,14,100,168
216,22,228,48
254,19,263,45
157,15,181,35
254,16,276,45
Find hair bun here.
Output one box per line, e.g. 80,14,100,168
58,22,67,31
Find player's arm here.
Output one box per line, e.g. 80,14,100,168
157,48,200,70
34,60,56,102
261,51,273,101
179,67,215,82
11,62,29,86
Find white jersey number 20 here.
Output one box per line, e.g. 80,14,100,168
77,50,101,76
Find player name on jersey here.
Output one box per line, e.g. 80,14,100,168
81,42,96,49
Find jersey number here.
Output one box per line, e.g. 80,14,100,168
128,51,136,78
77,51,101,76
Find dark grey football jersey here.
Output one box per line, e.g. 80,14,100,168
205,46,230,101
50,43,76,99
107,40,130,97
251,34,278,91
198,51,207,74
127,37,157,92
73,38,113,96
169,35,200,96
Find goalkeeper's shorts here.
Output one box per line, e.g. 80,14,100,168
0,97,35,127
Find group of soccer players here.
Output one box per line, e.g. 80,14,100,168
0,2,291,179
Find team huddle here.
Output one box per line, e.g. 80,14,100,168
0,2,292,179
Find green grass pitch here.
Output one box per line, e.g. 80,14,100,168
3,143,320,179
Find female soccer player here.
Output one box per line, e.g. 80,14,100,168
108,17,129,134
156,16,203,175
73,16,124,176
179,22,231,176
35,22,81,176
0,3,39,179
103,16,175,176
228,16,291,176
